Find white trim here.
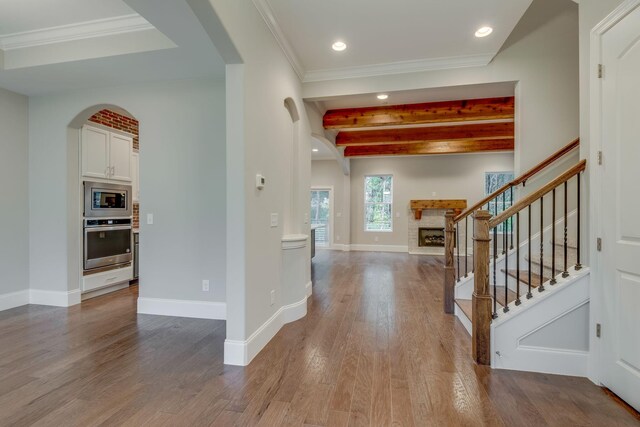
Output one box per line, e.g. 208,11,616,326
0,15,153,51
251,0,305,80
311,186,334,248
0,290,29,311
454,302,472,336
349,244,408,253
137,297,226,320
29,289,81,307
306,280,313,297
224,291,310,366
303,54,494,83
281,234,309,250
588,0,640,386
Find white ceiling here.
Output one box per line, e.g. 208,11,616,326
311,137,337,160
319,82,516,111
0,0,135,34
261,0,534,81
0,0,225,95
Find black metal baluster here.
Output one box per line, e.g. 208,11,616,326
516,212,521,306
472,217,475,275
501,192,506,254
456,222,460,282
493,227,498,319
563,181,569,278
503,218,510,313
527,205,533,299
576,174,582,270
539,197,545,293
551,188,557,285
510,186,514,250
465,216,468,277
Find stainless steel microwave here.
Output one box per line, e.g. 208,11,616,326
84,181,132,218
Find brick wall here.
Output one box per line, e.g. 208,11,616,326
88,109,140,227
88,109,139,150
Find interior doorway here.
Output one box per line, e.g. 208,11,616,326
310,187,333,248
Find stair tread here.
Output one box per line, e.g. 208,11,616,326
503,269,549,287
490,286,518,306
455,299,473,320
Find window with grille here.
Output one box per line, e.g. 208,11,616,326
364,175,393,232
485,171,514,233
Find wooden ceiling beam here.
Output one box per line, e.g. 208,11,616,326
343,139,514,157
336,122,514,146
323,96,514,130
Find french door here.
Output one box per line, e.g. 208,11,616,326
310,189,331,247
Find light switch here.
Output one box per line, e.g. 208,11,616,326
304,213,309,224
396,211,400,217
270,213,278,227
147,213,154,225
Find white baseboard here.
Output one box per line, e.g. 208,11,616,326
137,297,226,320
306,280,312,296
0,289,30,311
329,244,351,251
224,290,310,366
349,244,408,253
29,288,81,307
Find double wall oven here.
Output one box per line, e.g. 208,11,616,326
83,181,133,271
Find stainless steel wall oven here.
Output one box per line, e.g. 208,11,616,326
84,218,132,270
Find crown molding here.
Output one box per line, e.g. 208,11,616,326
0,14,154,51
252,0,305,80
303,53,495,83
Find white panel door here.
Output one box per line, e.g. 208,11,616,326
81,126,109,179
600,3,640,411
109,133,133,182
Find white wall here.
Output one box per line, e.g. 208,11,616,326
0,87,29,301
28,77,227,304
206,0,312,362
304,0,579,175
349,154,515,247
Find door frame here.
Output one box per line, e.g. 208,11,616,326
589,0,640,385
311,186,334,249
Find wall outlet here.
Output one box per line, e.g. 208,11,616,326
304,213,309,224
395,211,400,217
432,191,437,197
374,236,379,242
147,213,154,225
270,290,275,306
336,235,340,241
202,280,210,292
270,213,278,227
336,212,342,218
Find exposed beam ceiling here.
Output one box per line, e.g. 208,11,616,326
323,97,514,130
343,139,515,157
323,96,515,158
336,122,514,146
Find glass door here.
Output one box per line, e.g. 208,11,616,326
310,189,330,247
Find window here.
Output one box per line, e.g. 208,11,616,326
364,175,393,231
485,171,514,232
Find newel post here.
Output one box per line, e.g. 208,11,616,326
473,210,492,365
444,211,456,314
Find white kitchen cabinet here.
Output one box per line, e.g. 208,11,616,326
81,125,133,182
131,151,140,202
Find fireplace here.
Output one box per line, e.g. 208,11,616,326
418,227,454,248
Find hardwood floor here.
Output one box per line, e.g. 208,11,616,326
0,250,638,426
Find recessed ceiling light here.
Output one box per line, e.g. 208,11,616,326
377,94,389,100
312,148,319,152
332,41,347,52
475,26,493,38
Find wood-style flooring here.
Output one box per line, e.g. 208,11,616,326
0,250,638,426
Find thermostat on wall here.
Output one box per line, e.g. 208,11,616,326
256,174,265,190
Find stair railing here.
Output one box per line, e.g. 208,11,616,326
472,159,586,364
443,138,579,314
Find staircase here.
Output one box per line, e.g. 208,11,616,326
444,139,592,376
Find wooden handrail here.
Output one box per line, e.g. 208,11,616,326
454,138,579,222
489,159,586,228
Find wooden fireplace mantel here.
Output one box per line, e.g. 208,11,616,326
410,199,467,220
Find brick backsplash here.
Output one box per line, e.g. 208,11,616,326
133,203,139,230
88,109,139,150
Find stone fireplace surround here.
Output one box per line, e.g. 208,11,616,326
408,209,468,255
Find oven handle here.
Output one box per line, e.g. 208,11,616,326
85,226,132,233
